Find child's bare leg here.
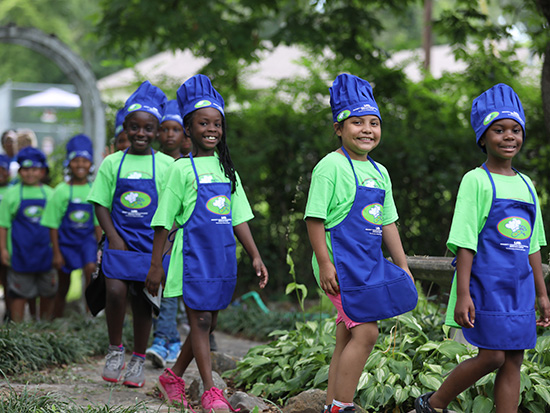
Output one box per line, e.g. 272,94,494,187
130,287,152,354
38,295,54,320
52,270,70,318
333,321,378,403
186,307,217,389
171,333,194,375
10,297,26,322
494,350,523,413
82,262,96,313
105,278,128,346
429,349,505,409
326,322,351,404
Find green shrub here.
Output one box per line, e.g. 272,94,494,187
228,285,550,412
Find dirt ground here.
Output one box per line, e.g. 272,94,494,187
0,327,264,412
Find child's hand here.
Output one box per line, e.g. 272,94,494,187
52,250,65,271
1,248,9,266
319,261,339,296
144,263,165,296
252,257,268,288
536,294,550,327
454,293,475,328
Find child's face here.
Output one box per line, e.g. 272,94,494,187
186,107,223,156
19,167,43,186
181,135,192,156
69,157,92,180
480,118,523,161
115,131,130,152
159,120,184,154
0,167,9,186
2,131,16,157
334,115,381,160
124,112,159,155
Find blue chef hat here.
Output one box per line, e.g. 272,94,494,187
123,80,167,123
0,154,10,171
161,100,184,126
471,83,526,151
115,108,125,137
330,74,381,123
177,74,225,120
16,147,48,169
64,134,93,167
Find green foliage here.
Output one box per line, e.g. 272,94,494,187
0,313,134,377
228,287,550,412
0,384,157,412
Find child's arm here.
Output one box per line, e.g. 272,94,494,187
382,222,413,280
233,222,268,288
529,250,550,327
49,228,64,271
94,225,103,242
454,247,476,328
93,204,127,250
306,217,339,295
144,226,169,296
0,227,8,266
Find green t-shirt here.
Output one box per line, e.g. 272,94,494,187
0,185,10,204
445,167,546,327
151,155,254,297
304,151,399,284
41,182,99,229
0,183,53,255
87,150,174,209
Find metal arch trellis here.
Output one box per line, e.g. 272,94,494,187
0,24,106,167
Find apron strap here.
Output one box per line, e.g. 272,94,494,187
188,152,201,187
340,146,384,186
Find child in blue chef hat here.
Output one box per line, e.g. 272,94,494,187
87,80,174,388
414,84,550,412
41,134,102,319
144,74,268,409
0,147,55,322
305,73,417,413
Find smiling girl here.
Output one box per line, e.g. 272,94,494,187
415,84,550,413
144,74,268,411
305,73,417,413
87,81,173,388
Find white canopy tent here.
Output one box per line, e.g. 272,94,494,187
16,87,81,108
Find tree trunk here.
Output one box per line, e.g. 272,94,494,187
535,0,550,136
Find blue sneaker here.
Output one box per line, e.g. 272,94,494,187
146,337,168,368
166,341,181,363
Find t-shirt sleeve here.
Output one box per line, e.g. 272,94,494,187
151,164,184,230
304,161,335,221
41,184,68,229
0,186,17,228
377,163,399,226
87,156,115,208
446,172,484,255
231,173,254,226
526,176,546,254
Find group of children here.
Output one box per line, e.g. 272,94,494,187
1,72,547,413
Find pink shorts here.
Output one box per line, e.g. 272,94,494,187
327,292,362,330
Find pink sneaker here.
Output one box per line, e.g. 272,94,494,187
201,387,236,412
158,368,188,407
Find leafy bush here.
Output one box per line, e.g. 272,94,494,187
228,286,550,412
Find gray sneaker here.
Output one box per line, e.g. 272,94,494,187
102,345,125,383
122,355,146,388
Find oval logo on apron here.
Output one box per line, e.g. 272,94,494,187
206,195,231,215
120,191,152,209
69,209,91,223
361,203,383,224
23,205,43,222
497,216,532,240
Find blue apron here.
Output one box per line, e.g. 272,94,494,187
58,183,96,273
11,184,52,273
327,148,418,322
181,153,237,311
102,149,158,281
463,164,537,350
